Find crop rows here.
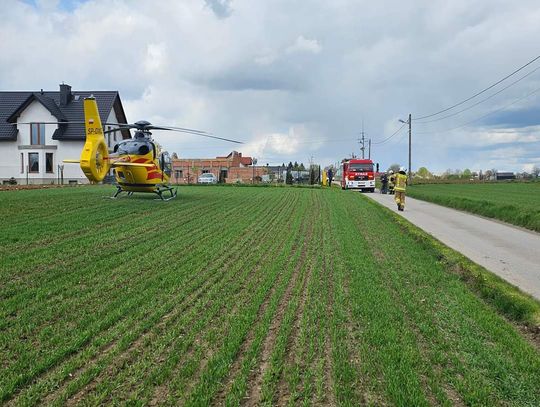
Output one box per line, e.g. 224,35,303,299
1,185,540,405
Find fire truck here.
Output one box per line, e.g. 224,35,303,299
341,158,376,192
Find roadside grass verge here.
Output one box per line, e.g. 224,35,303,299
407,183,540,232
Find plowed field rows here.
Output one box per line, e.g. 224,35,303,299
1,185,539,406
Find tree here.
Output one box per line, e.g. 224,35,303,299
416,167,432,179
299,163,306,171
462,168,472,179
286,167,293,185
171,152,178,159
293,161,299,171
388,163,400,173
532,165,540,178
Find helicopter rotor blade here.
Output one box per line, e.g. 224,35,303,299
147,125,211,135
12,121,84,125
101,122,243,144
103,127,135,134
151,127,244,144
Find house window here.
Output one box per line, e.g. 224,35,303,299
28,153,39,173
46,153,54,173
20,153,24,173
30,123,46,145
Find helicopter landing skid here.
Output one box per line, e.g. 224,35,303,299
105,186,133,199
154,186,177,201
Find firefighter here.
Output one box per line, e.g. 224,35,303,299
388,170,395,194
380,172,388,194
394,167,408,211
327,168,334,186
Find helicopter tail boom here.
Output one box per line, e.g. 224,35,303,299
111,162,154,168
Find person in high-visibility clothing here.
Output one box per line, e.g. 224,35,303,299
388,170,395,194
394,167,408,211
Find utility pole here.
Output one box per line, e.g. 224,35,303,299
399,114,413,184
359,120,366,159
368,138,371,160
252,158,257,184
408,113,412,184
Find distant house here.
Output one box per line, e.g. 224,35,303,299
173,151,268,184
495,171,516,181
0,84,130,185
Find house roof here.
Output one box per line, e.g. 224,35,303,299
0,89,129,141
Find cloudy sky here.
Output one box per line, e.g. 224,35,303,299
2,0,540,173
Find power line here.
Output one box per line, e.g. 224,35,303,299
416,84,540,135
416,64,540,124
371,122,406,145
414,54,540,120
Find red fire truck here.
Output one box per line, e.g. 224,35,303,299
341,159,376,192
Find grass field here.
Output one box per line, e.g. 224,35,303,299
407,182,540,232
1,185,540,406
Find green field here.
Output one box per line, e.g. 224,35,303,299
407,182,540,232
1,185,540,406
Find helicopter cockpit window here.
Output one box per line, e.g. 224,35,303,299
159,152,172,177
115,140,154,156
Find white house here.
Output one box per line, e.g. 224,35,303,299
0,84,130,185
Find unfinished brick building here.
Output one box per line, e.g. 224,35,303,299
171,151,268,184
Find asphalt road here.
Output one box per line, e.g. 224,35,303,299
366,191,540,300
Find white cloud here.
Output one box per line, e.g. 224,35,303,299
285,35,322,55
144,43,168,74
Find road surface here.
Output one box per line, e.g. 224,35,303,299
366,191,540,300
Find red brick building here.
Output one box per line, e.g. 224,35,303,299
172,151,268,184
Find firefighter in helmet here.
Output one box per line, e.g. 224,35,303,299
388,170,395,194
394,167,408,211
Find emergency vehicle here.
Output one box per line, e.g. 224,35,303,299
341,158,376,192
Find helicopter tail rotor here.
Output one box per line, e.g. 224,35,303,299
79,97,111,183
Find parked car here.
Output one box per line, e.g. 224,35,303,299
198,173,217,184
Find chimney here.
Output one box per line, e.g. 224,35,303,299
59,83,72,106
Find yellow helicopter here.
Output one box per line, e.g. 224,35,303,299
64,96,242,200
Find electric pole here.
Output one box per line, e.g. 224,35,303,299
358,132,365,159
368,138,371,160
399,114,412,184
408,113,412,184
358,120,367,159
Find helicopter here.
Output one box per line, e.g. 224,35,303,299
63,96,242,200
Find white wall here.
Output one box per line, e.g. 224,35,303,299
0,99,123,185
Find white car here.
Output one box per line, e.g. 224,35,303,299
198,173,217,184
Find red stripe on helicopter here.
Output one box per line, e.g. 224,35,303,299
132,157,158,171
147,171,163,180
